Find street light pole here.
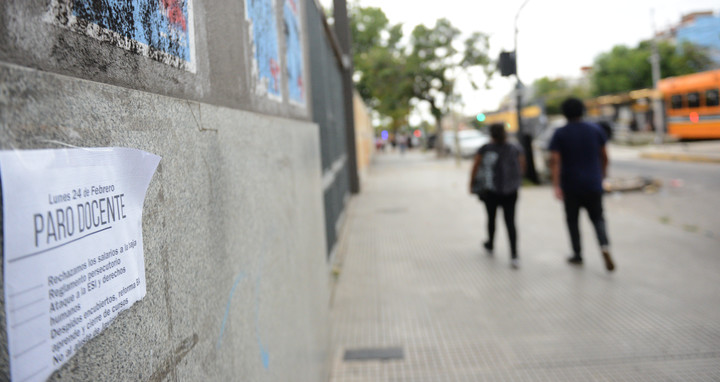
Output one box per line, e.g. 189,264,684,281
650,9,665,144
514,0,539,184
333,0,361,193
514,0,530,54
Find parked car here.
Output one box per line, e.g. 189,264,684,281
442,130,491,157
531,119,563,182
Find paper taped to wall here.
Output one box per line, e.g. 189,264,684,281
0,147,161,382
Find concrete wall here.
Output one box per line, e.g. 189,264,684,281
353,91,374,178
1,0,330,381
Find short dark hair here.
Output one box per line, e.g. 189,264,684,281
489,123,507,144
561,97,585,120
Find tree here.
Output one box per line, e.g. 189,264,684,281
657,40,714,77
531,77,589,115
349,6,493,141
349,6,411,132
406,19,492,149
591,40,713,96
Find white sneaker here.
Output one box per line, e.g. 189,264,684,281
511,259,520,269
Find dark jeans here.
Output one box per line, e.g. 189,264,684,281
563,191,609,256
483,191,518,257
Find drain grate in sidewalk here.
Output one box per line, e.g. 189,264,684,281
343,347,404,361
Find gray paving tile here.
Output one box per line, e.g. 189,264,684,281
330,151,720,381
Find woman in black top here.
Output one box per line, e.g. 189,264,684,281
469,123,525,268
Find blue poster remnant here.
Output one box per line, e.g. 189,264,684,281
284,0,305,105
246,0,282,99
51,0,195,71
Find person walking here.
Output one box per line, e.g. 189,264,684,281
469,123,525,268
549,97,615,271
397,133,408,155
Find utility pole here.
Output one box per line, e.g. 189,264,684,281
650,9,665,144
333,0,360,193
435,109,446,158
514,0,539,184
453,105,461,167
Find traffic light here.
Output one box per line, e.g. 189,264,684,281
499,51,516,77
476,113,486,122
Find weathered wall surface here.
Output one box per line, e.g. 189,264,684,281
0,0,309,118
0,0,330,381
353,91,374,178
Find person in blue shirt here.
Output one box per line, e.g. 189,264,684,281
549,98,615,271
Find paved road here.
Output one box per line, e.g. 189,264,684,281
611,146,720,190
330,150,720,381
609,145,720,240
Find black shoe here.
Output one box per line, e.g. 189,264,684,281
483,241,493,254
567,255,583,265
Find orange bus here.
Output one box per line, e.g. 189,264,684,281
657,69,720,139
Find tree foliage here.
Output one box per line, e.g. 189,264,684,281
349,5,492,132
349,5,410,130
531,77,589,115
591,40,713,96
406,19,491,130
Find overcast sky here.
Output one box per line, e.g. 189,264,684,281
321,0,719,118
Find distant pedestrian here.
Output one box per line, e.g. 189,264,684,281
375,137,385,151
397,133,408,154
549,97,615,271
469,123,525,268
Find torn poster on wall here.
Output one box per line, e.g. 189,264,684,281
48,0,196,72
284,0,305,105
246,0,282,100
1,148,161,382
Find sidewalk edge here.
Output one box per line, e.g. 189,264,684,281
639,152,720,164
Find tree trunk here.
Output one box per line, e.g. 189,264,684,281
432,118,443,157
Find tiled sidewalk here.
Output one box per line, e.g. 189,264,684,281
329,151,720,381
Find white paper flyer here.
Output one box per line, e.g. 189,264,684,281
0,147,161,382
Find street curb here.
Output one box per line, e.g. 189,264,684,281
640,152,720,164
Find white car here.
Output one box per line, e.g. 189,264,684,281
531,119,566,182
442,130,491,157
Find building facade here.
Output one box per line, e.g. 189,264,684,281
0,0,354,380
661,11,720,66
